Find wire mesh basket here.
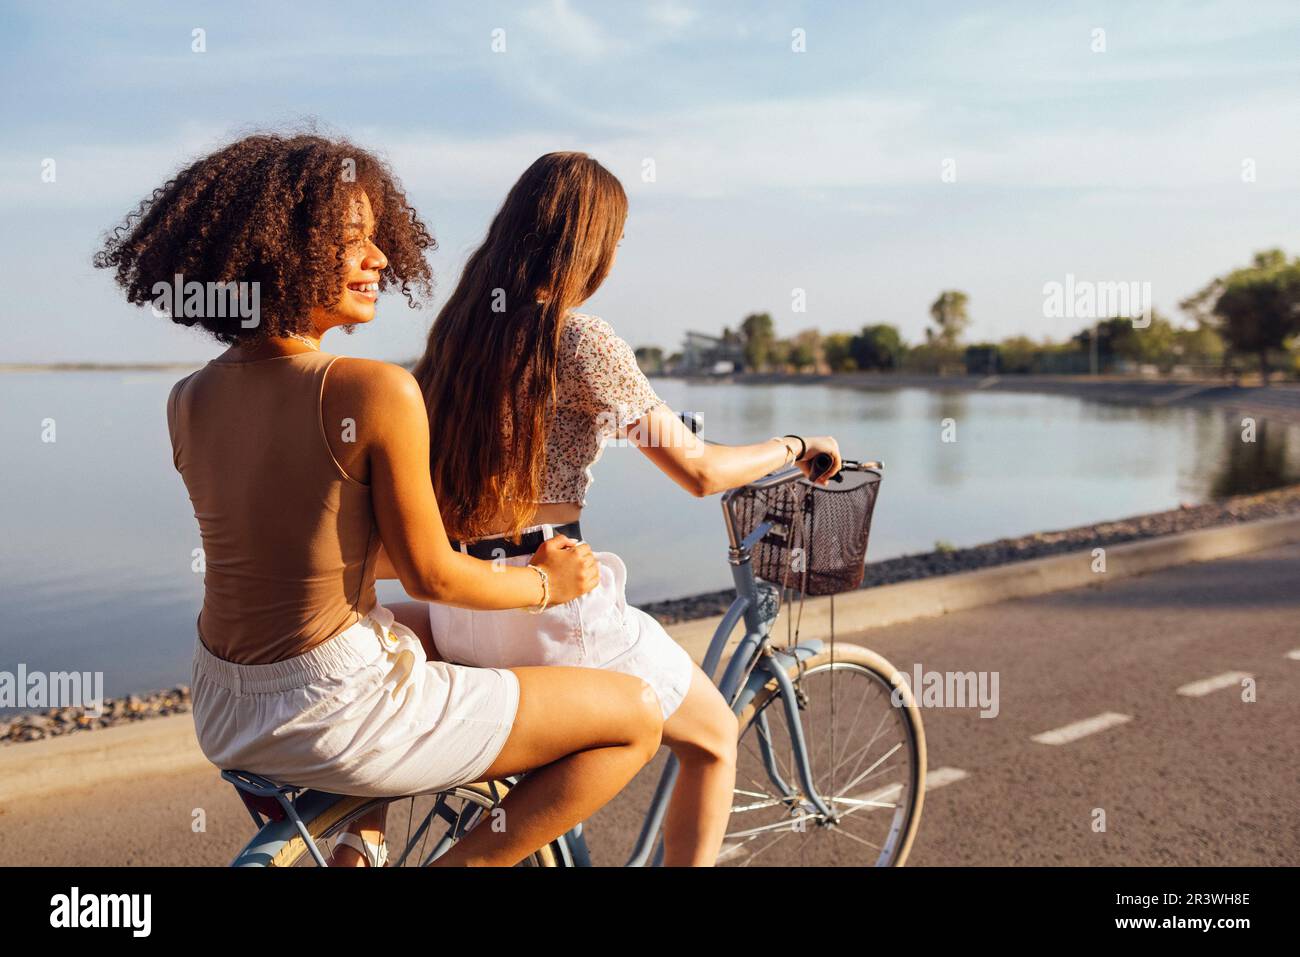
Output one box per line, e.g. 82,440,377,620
727,464,882,597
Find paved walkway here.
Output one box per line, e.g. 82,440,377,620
2,543,1296,866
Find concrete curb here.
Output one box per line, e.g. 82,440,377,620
4,511,1299,804
665,511,1300,663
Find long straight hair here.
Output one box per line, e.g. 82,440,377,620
412,152,627,541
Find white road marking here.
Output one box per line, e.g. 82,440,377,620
836,766,969,815
1286,650,1300,661
1031,712,1132,745
1176,671,1253,697
923,766,970,791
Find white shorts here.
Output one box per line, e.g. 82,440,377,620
190,603,520,797
428,536,694,720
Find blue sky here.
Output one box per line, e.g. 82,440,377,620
2,0,1298,363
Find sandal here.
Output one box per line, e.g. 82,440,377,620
334,829,389,867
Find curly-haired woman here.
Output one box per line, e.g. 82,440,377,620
410,151,842,865
95,133,663,867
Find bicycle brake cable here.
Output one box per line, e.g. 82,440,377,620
790,485,811,692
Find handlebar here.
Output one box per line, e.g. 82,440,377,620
676,409,880,486
811,454,883,483
812,454,884,479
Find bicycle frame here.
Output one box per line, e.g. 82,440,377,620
563,464,841,867
225,460,879,868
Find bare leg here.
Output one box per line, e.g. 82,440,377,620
327,802,389,867
659,664,739,866
431,666,663,867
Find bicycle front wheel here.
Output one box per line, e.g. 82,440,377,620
721,643,926,867
268,780,563,867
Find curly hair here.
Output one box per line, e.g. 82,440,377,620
94,132,435,343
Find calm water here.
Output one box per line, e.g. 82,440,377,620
3,371,1298,702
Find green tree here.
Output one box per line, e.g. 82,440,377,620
1110,310,1177,368
850,324,905,370
789,329,822,372
1181,249,1300,383
822,332,857,372
740,312,775,371
633,346,664,374
767,338,792,371
1172,321,1225,365
927,290,970,347
997,335,1039,374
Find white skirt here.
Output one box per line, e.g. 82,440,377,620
190,603,520,797
428,543,694,719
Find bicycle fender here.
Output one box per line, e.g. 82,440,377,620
228,789,350,867
732,640,824,715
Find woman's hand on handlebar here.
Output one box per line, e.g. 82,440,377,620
528,534,600,605
797,435,842,484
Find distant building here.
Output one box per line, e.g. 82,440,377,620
680,331,746,375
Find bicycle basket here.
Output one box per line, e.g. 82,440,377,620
728,466,882,597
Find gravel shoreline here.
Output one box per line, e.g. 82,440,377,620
5,481,1299,747
637,481,1300,624
1,687,192,747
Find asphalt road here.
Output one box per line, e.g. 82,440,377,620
2,542,1296,866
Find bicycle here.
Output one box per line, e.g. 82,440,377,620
223,448,926,867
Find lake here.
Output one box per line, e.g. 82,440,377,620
3,371,1298,702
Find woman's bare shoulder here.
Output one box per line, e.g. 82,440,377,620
324,356,424,410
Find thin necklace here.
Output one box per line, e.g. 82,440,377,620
283,332,320,351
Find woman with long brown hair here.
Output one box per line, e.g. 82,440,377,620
410,151,842,865
95,133,663,867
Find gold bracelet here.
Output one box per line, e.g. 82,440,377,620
770,436,796,467
526,564,550,614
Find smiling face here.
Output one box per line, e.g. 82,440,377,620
310,190,389,332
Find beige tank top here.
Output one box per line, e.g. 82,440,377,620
166,351,379,664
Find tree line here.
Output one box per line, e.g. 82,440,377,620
636,248,1300,384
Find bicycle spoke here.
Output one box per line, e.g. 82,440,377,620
731,796,788,813
826,823,884,852
724,656,921,867
285,784,554,868
832,741,903,800
836,707,895,798
723,820,801,866
834,680,879,770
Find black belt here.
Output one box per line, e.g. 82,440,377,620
450,521,583,560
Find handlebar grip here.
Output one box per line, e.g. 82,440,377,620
811,452,836,481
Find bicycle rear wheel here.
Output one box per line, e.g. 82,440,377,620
268,780,562,867
721,643,925,866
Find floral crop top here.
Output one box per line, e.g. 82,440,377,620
539,311,664,505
